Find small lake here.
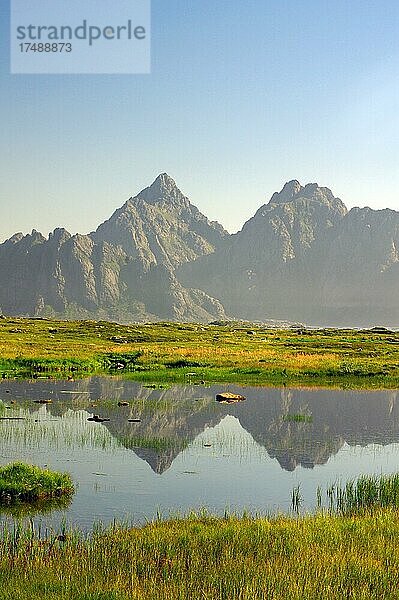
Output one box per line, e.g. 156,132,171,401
0,377,399,529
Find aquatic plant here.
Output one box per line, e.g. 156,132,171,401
324,473,399,514
291,484,302,513
120,435,188,453
283,413,313,423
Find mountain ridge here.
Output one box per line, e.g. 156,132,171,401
1,174,399,326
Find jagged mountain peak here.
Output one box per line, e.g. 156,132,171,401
48,228,72,245
270,180,302,203
251,180,347,224
152,172,178,190
129,172,189,208
94,174,227,269
2,175,399,327
268,180,344,208
26,230,47,246
6,232,24,245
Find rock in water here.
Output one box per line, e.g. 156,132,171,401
215,392,246,404
88,415,110,423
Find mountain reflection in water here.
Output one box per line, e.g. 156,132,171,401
0,377,398,527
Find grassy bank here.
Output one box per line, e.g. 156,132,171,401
0,463,74,503
1,316,399,387
1,510,399,599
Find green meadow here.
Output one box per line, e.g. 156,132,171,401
1,316,399,388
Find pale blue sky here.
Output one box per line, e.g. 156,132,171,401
1,0,399,240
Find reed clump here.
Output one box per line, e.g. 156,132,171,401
326,473,399,514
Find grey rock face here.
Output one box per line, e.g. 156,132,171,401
93,173,226,268
311,206,399,325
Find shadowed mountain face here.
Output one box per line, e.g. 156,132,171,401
179,181,399,327
2,378,399,474
1,176,399,325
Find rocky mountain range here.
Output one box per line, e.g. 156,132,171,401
1,174,399,326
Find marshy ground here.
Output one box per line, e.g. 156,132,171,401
0,317,399,388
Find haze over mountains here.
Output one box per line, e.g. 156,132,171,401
1,174,399,327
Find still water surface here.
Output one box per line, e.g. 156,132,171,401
0,377,398,529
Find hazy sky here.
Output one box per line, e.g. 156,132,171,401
1,0,399,240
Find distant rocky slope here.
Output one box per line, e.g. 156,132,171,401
179,180,399,327
1,175,399,326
